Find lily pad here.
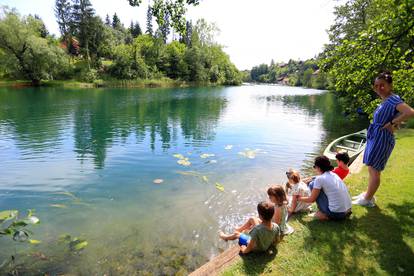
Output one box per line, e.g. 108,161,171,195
49,204,67,209
224,145,233,150
215,182,225,192
200,153,215,159
153,179,164,184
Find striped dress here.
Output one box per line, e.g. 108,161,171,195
363,94,403,171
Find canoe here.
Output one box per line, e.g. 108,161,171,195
323,129,367,164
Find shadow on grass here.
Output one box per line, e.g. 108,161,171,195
301,202,414,274
237,245,278,275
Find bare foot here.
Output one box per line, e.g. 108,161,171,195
314,211,329,221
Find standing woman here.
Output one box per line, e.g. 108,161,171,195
353,71,414,207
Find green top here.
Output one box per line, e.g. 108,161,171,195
249,222,280,252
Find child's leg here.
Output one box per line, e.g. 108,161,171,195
235,217,261,233
219,231,241,241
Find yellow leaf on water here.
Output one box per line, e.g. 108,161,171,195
200,153,215,159
29,239,42,244
215,182,225,192
202,176,209,183
177,159,191,166
176,171,202,177
173,154,185,159
153,179,164,184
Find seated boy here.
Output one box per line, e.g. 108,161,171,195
219,201,280,254
333,152,350,180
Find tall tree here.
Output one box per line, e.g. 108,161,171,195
158,12,170,43
112,13,121,30
71,0,95,68
130,21,142,38
146,6,153,36
55,0,72,38
105,14,111,26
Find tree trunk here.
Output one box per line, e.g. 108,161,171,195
31,79,41,86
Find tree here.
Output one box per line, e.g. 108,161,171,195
158,12,170,43
128,0,200,35
33,15,49,38
71,0,95,68
146,6,153,36
320,0,414,115
55,0,72,39
0,8,69,85
112,13,121,30
130,21,142,38
105,14,111,26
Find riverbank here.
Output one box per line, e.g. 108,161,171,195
217,129,414,275
0,79,190,89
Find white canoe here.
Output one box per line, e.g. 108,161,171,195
323,129,367,164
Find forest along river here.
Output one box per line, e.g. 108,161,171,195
0,85,368,275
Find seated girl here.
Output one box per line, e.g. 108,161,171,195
285,169,312,215
267,185,294,235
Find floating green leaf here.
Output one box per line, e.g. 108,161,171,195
69,238,88,251
0,210,18,223
215,182,225,192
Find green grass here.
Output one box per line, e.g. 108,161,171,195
222,129,414,275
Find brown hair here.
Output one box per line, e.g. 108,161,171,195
314,156,334,173
267,185,287,206
257,201,275,222
375,71,393,84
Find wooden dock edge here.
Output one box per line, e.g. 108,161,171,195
190,152,365,276
189,246,240,276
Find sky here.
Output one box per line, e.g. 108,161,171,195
0,0,339,70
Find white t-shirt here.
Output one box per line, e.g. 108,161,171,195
287,181,311,212
313,171,352,213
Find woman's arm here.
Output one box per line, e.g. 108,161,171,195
383,103,414,132
298,188,320,203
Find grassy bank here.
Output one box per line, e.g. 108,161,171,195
223,129,414,275
0,78,193,89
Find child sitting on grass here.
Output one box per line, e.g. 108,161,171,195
267,185,294,235
332,152,350,180
219,201,280,254
285,169,312,215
